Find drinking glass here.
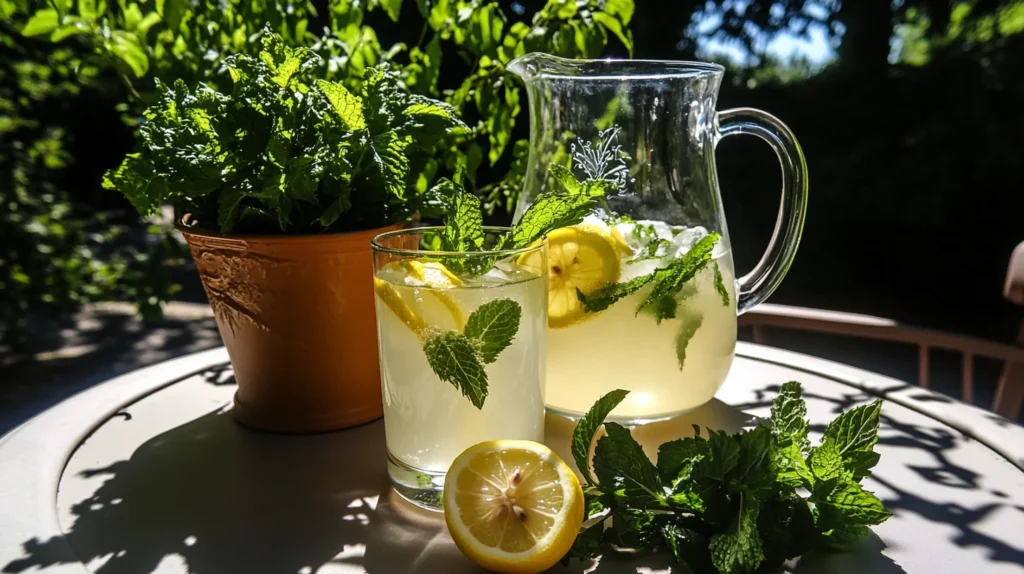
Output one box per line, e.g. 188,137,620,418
371,227,548,510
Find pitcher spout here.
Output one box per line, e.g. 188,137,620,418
506,53,579,82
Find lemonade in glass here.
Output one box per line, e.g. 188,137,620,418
371,227,548,509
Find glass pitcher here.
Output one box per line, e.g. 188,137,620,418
507,54,808,423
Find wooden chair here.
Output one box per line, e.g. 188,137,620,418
739,241,1024,419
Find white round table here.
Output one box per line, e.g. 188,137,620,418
1,343,1022,574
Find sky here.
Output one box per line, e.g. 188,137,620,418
693,4,837,68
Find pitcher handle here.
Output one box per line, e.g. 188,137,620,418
716,108,809,314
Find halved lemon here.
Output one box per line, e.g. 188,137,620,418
518,227,621,328
444,440,584,574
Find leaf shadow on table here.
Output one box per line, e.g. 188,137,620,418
738,383,1024,570
0,404,475,574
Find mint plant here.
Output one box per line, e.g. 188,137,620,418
567,382,892,573
102,29,468,234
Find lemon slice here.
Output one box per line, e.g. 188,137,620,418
518,227,621,328
373,277,428,334
400,260,466,329
375,260,466,332
444,440,584,574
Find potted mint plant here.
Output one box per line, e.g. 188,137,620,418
102,31,467,432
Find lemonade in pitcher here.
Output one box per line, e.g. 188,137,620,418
519,215,737,421
508,54,808,423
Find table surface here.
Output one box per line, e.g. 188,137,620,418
1,343,1022,574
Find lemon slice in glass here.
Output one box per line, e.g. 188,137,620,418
375,260,466,332
443,440,584,574
518,227,621,328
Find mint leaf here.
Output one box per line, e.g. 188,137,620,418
316,80,367,130
549,164,581,194
823,400,883,455
608,508,663,548
713,263,730,306
657,436,709,486
822,399,883,478
823,525,872,550
734,425,774,493
702,429,741,480
637,233,719,322
422,331,488,409
758,497,816,567
578,273,654,313
368,131,410,200
809,441,845,483
439,184,485,252
675,309,704,370
594,422,665,507
463,299,521,363
817,479,892,528
662,525,713,574
770,381,810,451
709,499,764,574
510,190,596,248
774,440,814,490
628,237,672,263
572,389,630,486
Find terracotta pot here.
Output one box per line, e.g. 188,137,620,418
180,223,402,433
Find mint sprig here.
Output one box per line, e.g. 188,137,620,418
713,263,730,306
566,383,892,573
577,233,721,322
421,298,521,409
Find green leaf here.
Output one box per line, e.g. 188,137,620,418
636,233,719,322
464,298,521,363
713,262,730,306
817,479,892,527
734,425,774,491
662,525,713,574
675,309,703,370
77,0,97,20
571,389,629,486
578,273,654,313
378,0,402,21
548,164,581,194
510,191,596,248
440,184,484,252
218,189,244,234
657,436,709,485
108,31,149,77
422,330,489,409
758,497,817,566
22,9,59,37
368,131,410,199
822,400,883,457
318,193,352,229
50,18,91,41
774,440,814,490
703,429,740,480
316,80,367,130
161,0,187,30
593,11,633,56
594,422,664,506
770,381,810,451
809,442,845,483
608,508,662,549
709,500,764,574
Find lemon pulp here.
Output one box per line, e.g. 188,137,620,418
518,227,621,328
444,440,584,574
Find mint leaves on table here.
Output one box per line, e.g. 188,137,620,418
566,382,892,574
422,298,521,409
578,233,721,323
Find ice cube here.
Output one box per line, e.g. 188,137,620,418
671,226,710,256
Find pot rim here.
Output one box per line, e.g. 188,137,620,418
176,221,405,244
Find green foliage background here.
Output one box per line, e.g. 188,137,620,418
0,0,634,345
